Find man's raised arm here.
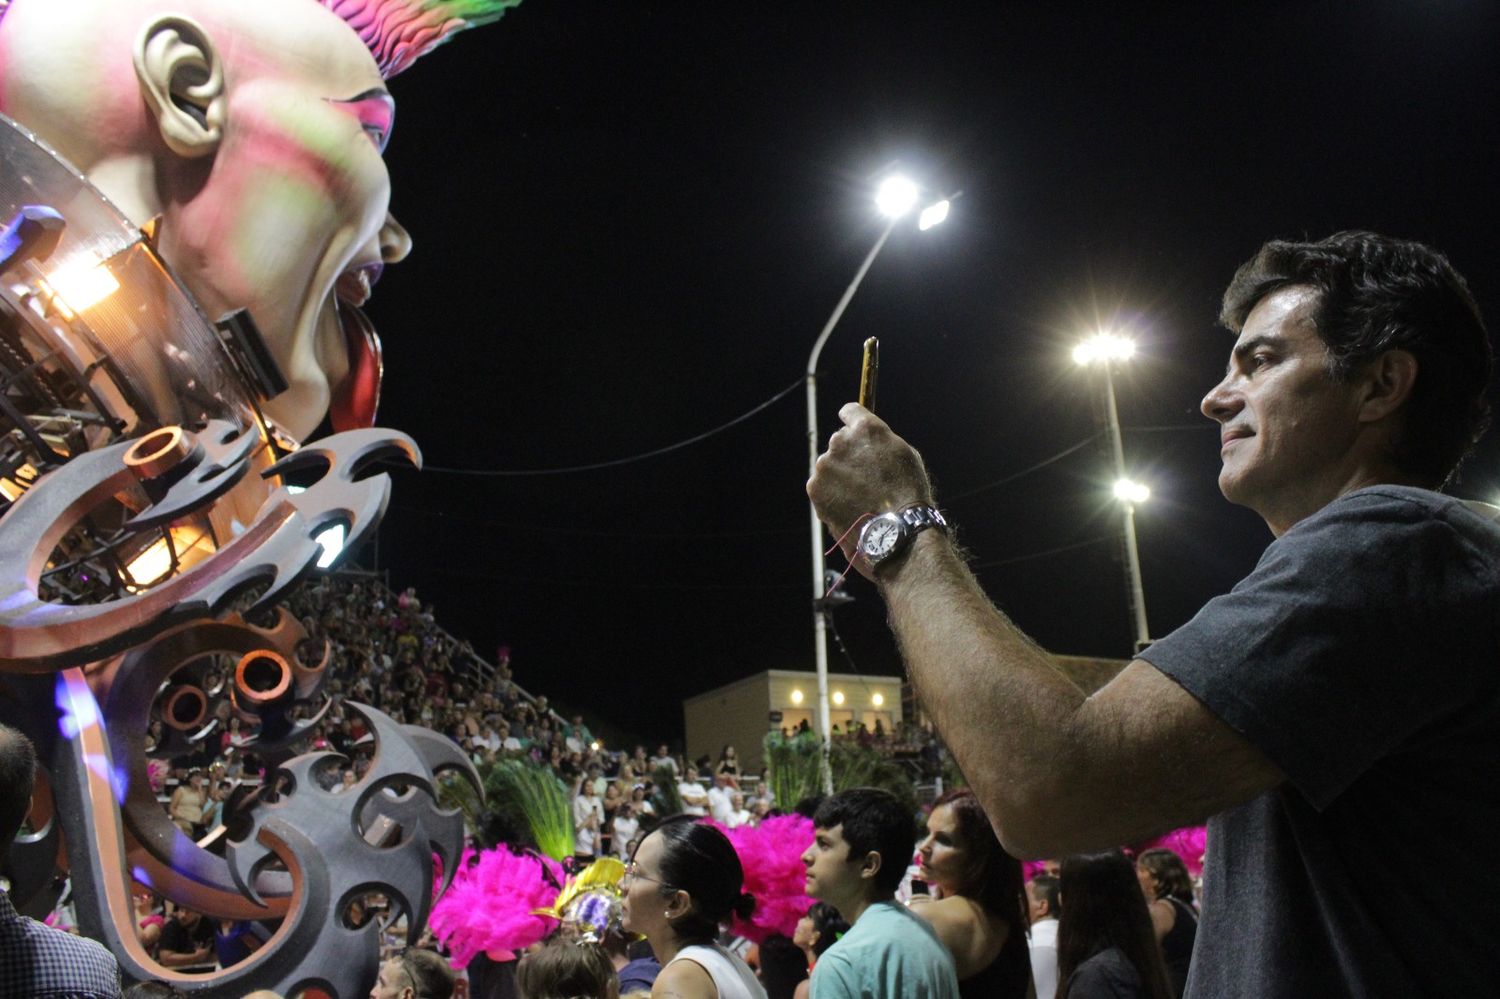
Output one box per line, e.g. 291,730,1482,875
808,403,1283,856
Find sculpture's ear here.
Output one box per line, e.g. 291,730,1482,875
133,15,225,158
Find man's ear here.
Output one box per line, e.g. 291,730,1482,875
1356,349,1419,424
859,850,884,882
133,15,225,158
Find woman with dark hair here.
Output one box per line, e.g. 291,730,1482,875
754,934,808,999
1057,852,1172,999
620,815,767,999
907,788,1032,998
1135,849,1197,998
715,745,740,778
790,903,848,999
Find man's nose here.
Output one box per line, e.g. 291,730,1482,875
1201,374,1238,422
379,212,412,264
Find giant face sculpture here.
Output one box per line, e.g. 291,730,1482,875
0,0,511,440
0,1,516,994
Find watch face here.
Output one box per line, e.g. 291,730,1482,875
860,517,902,559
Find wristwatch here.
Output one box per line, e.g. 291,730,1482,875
857,504,949,572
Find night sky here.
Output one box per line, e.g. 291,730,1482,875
355,1,1500,745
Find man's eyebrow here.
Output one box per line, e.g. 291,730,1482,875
1228,333,1282,373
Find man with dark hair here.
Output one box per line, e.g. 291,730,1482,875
369,947,455,999
0,724,123,998
800,788,958,998
1026,875,1060,999
808,231,1500,996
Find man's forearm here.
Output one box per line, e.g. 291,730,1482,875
879,532,1102,856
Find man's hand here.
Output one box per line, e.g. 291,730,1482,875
807,403,935,572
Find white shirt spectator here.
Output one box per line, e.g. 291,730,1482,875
1029,916,1059,999
612,812,640,859
502,735,522,752
706,782,734,824
678,777,708,816
572,791,604,858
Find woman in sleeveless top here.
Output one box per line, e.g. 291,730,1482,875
907,789,1033,999
1135,849,1198,998
621,815,767,999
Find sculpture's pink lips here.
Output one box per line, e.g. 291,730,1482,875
335,262,384,307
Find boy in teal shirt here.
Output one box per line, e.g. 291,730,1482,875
801,787,960,999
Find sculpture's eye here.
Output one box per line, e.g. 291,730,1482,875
329,90,396,154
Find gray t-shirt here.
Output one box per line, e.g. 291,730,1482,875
1140,486,1500,997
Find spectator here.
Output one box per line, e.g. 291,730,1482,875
908,788,1031,997
790,902,848,999
157,907,214,969
168,771,207,836
620,817,764,999
649,744,679,778
678,766,709,817
370,948,455,999
0,724,122,998
516,940,617,999
611,802,640,860
715,746,740,778
1056,853,1172,999
724,793,753,830
706,773,737,824
755,934,807,999
573,780,605,864
801,788,958,998
1027,875,1061,999
1135,850,1197,998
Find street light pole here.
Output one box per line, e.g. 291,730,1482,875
806,214,900,796
1099,360,1151,653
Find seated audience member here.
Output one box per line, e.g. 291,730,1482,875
516,940,619,999
790,902,849,999
168,771,208,836
801,788,959,998
908,789,1032,997
725,793,753,829
706,773,737,824
1057,853,1172,999
370,948,456,999
754,934,807,999
649,745,679,778
157,907,214,969
1135,850,1197,998
1027,875,1061,999
715,745,740,778
0,724,123,998
621,816,765,998
678,766,709,817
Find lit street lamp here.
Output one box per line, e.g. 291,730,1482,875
807,174,950,793
1075,331,1152,653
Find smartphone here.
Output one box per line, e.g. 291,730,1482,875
859,336,879,412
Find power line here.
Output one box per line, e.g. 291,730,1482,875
943,434,1100,502
419,376,803,476
971,534,1111,570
